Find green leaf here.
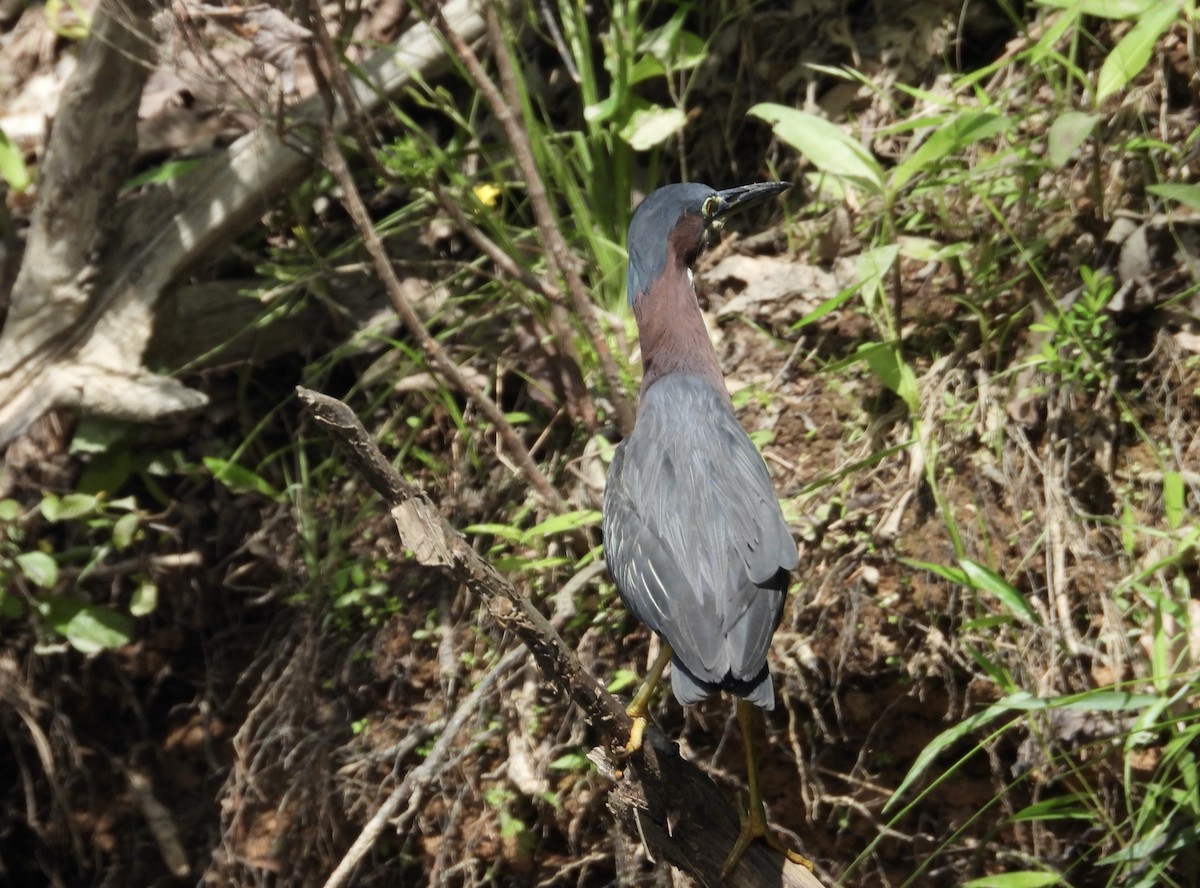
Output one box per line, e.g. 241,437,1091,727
959,558,1042,625
891,112,1013,190
549,752,591,771
41,492,100,522
748,103,885,196
129,581,158,617
0,587,25,618
0,128,31,192
621,105,687,150
856,342,920,414
1148,183,1200,213
464,523,526,542
69,416,132,454
790,283,859,330
1096,2,1181,103
16,551,58,588
203,457,280,499
1163,470,1185,530
112,512,140,550
43,599,133,654
526,510,602,538
1010,794,1091,823
1047,112,1100,167
1036,0,1163,19
0,498,22,522
962,873,1063,888
122,157,205,191
857,244,901,315
901,558,968,584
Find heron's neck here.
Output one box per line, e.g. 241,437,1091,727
634,263,730,405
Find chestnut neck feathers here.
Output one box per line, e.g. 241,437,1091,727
633,217,729,404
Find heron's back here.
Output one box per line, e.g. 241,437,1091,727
604,373,796,708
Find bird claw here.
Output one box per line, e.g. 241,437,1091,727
719,792,814,878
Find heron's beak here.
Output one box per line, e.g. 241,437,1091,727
712,181,791,219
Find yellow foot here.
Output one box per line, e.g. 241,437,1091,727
719,794,814,878
624,713,647,754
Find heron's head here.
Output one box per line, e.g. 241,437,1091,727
625,181,790,308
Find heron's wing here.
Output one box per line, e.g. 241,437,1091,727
604,444,698,636
605,374,795,691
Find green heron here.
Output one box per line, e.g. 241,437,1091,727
603,181,812,876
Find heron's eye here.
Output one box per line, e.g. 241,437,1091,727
702,195,721,218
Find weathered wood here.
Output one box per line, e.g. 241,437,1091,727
0,0,486,446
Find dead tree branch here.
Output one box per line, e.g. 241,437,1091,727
296,386,825,888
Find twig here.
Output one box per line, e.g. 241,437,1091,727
319,127,568,513
297,387,827,888
321,645,525,888
426,1,637,437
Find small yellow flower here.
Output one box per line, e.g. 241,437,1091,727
473,183,502,207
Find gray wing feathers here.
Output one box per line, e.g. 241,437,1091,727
604,374,794,703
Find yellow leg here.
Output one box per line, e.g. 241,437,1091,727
720,699,815,877
624,643,673,753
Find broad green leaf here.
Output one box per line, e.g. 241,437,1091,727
607,669,640,694
891,112,1013,190
17,551,58,588
621,105,687,151
1055,689,1156,711
43,599,133,654
959,558,1042,625
1148,183,1200,213
748,103,885,196
857,342,920,414
41,492,100,522
963,873,1063,888
1096,2,1181,103
549,752,591,771
464,523,526,542
1047,112,1100,167
900,558,968,585
628,55,667,85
